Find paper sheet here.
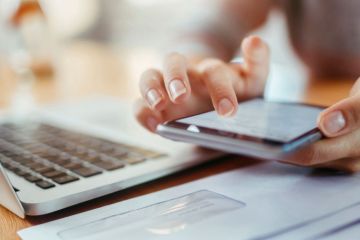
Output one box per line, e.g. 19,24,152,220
18,162,360,240
273,202,360,240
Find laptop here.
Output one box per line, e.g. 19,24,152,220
0,97,222,218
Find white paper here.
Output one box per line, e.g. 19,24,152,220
272,202,360,240
18,162,360,240
318,218,360,240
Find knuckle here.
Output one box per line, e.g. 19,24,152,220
133,100,145,117
163,58,187,80
140,69,159,83
134,111,142,123
134,106,144,121
350,77,360,96
166,67,184,80
331,160,360,173
210,84,231,98
139,69,161,90
200,59,226,77
261,40,270,54
139,70,150,86
165,52,182,60
301,148,322,166
345,100,360,128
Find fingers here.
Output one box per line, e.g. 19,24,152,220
134,99,163,132
350,77,360,96
317,92,360,137
315,157,360,173
239,35,270,96
281,129,360,166
139,69,169,111
282,77,360,171
162,52,191,103
197,59,240,116
137,40,270,129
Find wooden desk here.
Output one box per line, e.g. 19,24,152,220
0,41,355,240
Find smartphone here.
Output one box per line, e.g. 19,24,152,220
157,98,324,159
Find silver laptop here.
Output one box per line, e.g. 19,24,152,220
0,97,221,218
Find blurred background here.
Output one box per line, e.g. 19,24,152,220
0,0,314,114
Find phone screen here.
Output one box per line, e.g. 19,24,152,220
176,99,323,143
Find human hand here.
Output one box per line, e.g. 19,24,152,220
134,36,270,132
282,77,360,173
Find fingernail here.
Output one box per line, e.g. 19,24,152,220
322,110,346,134
147,117,159,132
146,89,162,108
218,98,235,117
169,79,186,100
244,36,263,59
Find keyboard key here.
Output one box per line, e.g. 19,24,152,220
72,167,102,177
52,159,72,166
1,151,18,158
92,161,125,171
98,143,115,152
129,147,165,159
86,139,102,148
27,162,45,169
14,168,29,177
38,149,59,159
62,162,83,170
11,154,34,165
53,175,79,184
49,154,73,165
42,170,66,179
1,162,11,169
74,146,88,156
24,174,41,183
106,149,129,158
62,143,77,152
47,140,66,149
36,180,55,189
34,166,55,174
3,163,17,171
0,156,8,164
24,144,44,153
138,149,165,159
81,153,102,163
122,155,146,165
97,155,114,162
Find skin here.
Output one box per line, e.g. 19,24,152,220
134,0,360,172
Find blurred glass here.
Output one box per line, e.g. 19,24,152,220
0,0,51,118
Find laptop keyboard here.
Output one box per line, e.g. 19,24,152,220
0,123,166,190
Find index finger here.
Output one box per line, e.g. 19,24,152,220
232,36,269,97
241,36,270,82
162,52,191,103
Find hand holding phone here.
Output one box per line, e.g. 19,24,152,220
157,99,324,160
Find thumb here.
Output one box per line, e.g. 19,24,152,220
318,80,360,137
350,77,360,97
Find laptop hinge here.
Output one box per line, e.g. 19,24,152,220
0,164,25,218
